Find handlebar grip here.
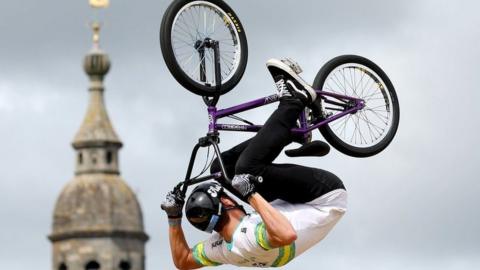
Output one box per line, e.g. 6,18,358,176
256,176,263,184
250,175,263,185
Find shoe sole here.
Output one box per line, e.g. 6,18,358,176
266,58,317,101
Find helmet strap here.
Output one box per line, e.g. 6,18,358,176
210,197,246,232
204,202,223,233
205,215,220,233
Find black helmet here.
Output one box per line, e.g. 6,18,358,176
185,182,224,232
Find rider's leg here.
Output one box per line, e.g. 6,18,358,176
211,108,345,203
235,58,316,176
233,58,345,203
230,95,344,204
210,99,304,200
234,99,304,176
210,98,306,201
256,163,345,203
211,135,345,203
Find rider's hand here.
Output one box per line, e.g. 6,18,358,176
161,188,185,219
232,174,259,199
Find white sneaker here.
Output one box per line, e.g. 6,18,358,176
266,58,317,104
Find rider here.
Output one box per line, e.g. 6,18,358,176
162,59,347,269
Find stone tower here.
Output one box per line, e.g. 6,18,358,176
49,24,148,270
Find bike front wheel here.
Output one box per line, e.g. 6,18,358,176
160,0,248,96
313,55,400,157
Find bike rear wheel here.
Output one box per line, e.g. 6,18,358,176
160,0,248,96
313,55,400,157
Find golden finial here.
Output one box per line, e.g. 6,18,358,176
88,0,109,48
89,0,110,8
91,22,101,47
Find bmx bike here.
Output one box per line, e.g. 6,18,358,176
160,0,400,196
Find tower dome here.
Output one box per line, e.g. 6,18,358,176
50,174,147,241
84,49,110,78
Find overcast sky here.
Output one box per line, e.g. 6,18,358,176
1,0,479,269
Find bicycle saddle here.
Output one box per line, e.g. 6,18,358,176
285,140,331,157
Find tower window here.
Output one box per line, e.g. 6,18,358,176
85,261,100,270
119,261,131,270
106,151,113,164
59,263,67,270
78,153,83,165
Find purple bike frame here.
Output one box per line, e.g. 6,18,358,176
177,90,365,195
207,90,365,135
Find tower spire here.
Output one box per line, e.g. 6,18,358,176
72,5,121,175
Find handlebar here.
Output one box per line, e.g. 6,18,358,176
175,132,263,199
176,173,263,198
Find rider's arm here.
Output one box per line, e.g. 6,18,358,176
248,193,297,248
168,219,203,270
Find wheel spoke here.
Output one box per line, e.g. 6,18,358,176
349,114,358,143
363,90,383,101
340,69,355,95
361,77,377,99
358,112,376,142
332,73,348,95
354,115,368,145
356,70,366,94
174,21,196,42
359,111,385,138
360,112,381,137
179,51,197,67
341,115,351,140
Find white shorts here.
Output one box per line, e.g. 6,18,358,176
271,188,348,256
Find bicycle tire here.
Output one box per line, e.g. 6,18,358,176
160,0,248,96
313,55,400,157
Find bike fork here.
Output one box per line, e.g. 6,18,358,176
181,135,231,196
